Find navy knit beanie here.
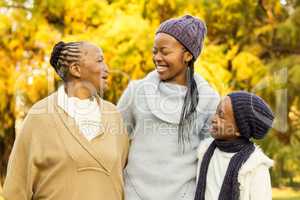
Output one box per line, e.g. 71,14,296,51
156,15,207,60
228,91,274,139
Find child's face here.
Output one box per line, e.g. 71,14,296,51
210,96,240,140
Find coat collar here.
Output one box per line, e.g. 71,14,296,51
50,92,114,174
239,146,274,175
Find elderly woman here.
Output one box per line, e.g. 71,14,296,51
2,41,129,200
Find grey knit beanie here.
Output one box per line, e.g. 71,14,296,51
156,15,207,60
228,91,274,139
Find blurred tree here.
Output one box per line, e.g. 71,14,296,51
0,0,299,186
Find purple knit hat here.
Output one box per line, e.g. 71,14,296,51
156,15,207,60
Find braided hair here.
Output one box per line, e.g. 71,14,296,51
178,59,199,152
50,41,83,81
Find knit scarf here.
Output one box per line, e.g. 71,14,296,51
194,137,255,200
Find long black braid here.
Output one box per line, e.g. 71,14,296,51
178,59,199,152
50,41,82,81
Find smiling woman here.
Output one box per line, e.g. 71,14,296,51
2,41,129,200
117,15,220,200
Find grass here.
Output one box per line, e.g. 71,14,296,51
0,185,299,199
273,187,300,200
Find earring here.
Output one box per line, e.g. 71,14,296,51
186,66,190,77
184,60,189,67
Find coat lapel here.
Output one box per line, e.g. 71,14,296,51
52,92,111,173
91,96,118,174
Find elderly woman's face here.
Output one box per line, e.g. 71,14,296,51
79,43,109,94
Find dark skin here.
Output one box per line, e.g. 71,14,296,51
64,42,109,99
152,33,193,86
210,96,241,140
153,33,240,139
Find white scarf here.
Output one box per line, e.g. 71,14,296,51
57,85,102,141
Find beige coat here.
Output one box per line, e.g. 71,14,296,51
2,92,129,200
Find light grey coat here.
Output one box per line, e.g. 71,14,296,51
117,71,220,200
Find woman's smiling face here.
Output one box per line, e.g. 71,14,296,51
152,33,192,85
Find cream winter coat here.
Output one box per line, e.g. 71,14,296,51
197,138,273,200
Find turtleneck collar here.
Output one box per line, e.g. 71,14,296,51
143,70,215,124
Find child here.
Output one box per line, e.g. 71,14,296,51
195,91,274,200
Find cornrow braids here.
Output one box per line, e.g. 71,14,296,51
50,41,83,81
178,59,199,153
